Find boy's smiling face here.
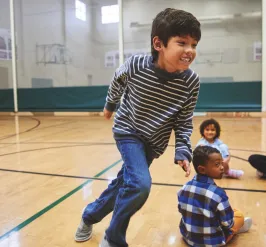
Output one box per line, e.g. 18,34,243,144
154,35,198,73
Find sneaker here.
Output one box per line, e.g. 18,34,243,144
225,169,244,179
238,217,252,233
256,170,266,178
75,208,93,242
99,235,114,247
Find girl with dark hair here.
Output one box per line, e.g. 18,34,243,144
196,119,244,179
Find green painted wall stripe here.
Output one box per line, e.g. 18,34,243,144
0,159,122,241
0,82,262,112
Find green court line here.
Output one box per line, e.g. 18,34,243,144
0,159,122,241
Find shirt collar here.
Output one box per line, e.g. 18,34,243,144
148,55,187,80
194,174,216,185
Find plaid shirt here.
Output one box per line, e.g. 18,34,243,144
178,174,234,247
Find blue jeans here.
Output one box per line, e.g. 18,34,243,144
82,138,155,247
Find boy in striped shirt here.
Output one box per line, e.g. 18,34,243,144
178,146,252,246
76,8,201,247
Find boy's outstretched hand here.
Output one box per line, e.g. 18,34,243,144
177,160,191,177
103,108,113,120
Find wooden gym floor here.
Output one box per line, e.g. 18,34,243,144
0,115,265,247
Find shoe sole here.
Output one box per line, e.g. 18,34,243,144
238,218,252,233
75,232,92,242
75,208,91,242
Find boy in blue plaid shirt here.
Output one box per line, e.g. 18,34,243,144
178,146,252,246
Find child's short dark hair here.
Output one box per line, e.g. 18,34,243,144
193,146,221,173
200,119,221,139
151,8,201,61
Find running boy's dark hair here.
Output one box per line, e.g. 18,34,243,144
192,146,221,173
151,8,201,61
200,118,221,139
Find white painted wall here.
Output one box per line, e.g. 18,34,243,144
95,0,262,83
0,0,95,88
0,0,13,89
14,0,95,88
90,0,118,85
0,0,262,88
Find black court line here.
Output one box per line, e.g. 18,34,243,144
0,118,78,151
0,117,41,141
20,121,80,143
0,141,263,193
0,141,116,145
0,159,122,241
152,182,266,193
230,155,248,162
1,167,265,194
0,168,110,180
0,141,265,154
0,144,92,157
168,144,266,154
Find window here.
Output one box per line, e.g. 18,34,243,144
76,0,86,21
101,5,119,24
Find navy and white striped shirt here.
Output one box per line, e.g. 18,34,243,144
105,55,200,162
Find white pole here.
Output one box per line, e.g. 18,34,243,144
118,0,124,66
262,0,266,112
10,0,18,113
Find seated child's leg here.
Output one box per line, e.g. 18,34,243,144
223,159,244,179
222,160,229,173
231,209,245,233
226,209,244,243
226,169,244,179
